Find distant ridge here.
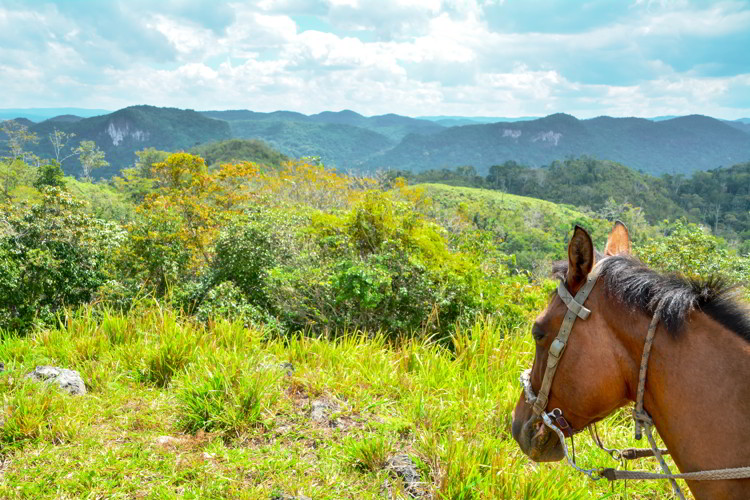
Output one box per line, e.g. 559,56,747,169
3,106,749,178
366,113,750,175
4,105,230,178
0,108,110,122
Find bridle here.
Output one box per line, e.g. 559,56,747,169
521,265,601,436
519,262,750,499
520,264,604,479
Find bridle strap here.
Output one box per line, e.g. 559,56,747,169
531,266,601,416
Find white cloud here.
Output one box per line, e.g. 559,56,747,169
0,0,748,118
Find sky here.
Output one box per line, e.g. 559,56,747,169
1,0,749,118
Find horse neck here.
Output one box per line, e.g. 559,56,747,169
614,307,750,497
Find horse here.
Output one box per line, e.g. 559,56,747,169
511,222,750,499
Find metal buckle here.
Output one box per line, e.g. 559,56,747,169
548,338,566,358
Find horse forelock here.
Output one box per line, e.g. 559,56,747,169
551,255,750,342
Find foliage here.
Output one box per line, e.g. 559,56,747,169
47,128,77,165
120,153,259,296
112,147,168,203
0,157,35,200
1,119,39,162
34,160,66,189
0,187,124,331
194,281,279,330
190,138,289,168
75,140,109,181
635,219,750,281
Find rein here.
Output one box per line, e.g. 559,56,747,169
520,263,750,498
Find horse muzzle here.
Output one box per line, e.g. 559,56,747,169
512,410,565,462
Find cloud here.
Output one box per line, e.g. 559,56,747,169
0,0,749,118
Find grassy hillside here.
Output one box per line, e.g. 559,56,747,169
0,306,679,499
420,183,616,274
2,148,745,498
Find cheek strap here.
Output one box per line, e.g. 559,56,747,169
531,267,601,416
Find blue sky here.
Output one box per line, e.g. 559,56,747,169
1,0,749,118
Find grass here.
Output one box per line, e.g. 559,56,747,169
0,305,685,499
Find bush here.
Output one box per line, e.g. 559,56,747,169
263,191,484,337
195,281,279,331
0,187,123,332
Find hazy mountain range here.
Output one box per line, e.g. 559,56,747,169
2,106,749,178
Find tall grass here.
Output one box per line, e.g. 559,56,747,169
0,304,683,499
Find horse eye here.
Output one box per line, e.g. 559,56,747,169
532,326,545,341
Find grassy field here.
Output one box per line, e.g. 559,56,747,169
418,184,616,275
0,305,683,499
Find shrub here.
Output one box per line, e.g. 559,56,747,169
0,187,124,332
195,281,279,330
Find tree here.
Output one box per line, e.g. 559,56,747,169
34,160,66,189
48,128,77,164
1,120,38,162
122,153,257,295
75,140,109,181
0,186,124,332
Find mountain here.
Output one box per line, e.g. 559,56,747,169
227,119,394,168
724,119,750,134
45,114,85,123
19,105,231,178
201,108,443,142
0,108,110,122
418,115,539,125
367,113,750,175
5,106,750,179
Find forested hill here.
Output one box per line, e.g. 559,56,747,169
4,106,750,178
394,157,750,250
368,113,750,175
201,109,445,142
17,106,231,178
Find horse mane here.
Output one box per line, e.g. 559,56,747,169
551,255,750,341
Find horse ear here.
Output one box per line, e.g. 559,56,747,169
604,220,630,256
567,225,595,292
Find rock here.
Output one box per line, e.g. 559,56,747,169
25,366,86,395
0,362,4,372
258,361,294,376
386,454,424,498
310,398,337,423
155,435,179,447
278,362,294,376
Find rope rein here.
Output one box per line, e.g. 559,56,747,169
520,265,750,497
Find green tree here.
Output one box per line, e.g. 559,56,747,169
0,157,33,200
0,187,124,332
34,160,66,190
75,140,109,181
1,120,39,162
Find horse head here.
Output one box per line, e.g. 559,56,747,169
511,222,633,462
